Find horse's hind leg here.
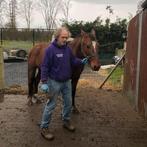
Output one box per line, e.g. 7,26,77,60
71,66,84,114
33,68,41,103
28,65,36,105
33,68,40,93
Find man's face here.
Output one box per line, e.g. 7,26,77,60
57,30,69,46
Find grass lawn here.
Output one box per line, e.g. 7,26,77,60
107,66,124,87
1,40,34,52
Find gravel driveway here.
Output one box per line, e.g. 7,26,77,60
4,61,28,86
4,62,104,87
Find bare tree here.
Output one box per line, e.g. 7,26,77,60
106,5,114,23
128,12,133,21
142,0,147,9
19,0,34,29
106,5,114,15
38,0,63,29
5,0,17,28
0,0,6,27
137,0,146,13
62,0,71,23
93,16,103,27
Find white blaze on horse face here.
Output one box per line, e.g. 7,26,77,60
92,41,97,53
67,37,74,42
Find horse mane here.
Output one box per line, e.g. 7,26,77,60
68,35,83,56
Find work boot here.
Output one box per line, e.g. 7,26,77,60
63,120,76,132
40,128,54,141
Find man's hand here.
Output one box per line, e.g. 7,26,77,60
41,84,49,93
81,57,88,65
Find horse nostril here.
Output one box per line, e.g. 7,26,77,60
93,65,100,71
94,66,97,70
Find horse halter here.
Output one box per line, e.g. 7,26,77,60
80,36,98,60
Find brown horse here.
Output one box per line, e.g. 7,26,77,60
28,30,101,112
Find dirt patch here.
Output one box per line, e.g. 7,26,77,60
4,84,27,95
0,79,147,147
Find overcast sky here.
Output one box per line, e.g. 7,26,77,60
68,0,140,23
20,0,141,28
72,0,139,4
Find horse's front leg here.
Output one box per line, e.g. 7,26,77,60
71,66,84,113
28,81,34,106
71,78,80,114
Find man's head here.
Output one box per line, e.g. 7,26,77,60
54,27,70,46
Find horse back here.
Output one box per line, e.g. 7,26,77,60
28,42,49,67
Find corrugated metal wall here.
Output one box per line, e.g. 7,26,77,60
138,9,147,115
124,9,147,118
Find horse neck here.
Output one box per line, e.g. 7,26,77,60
69,36,83,58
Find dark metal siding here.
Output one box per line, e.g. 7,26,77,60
124,9,147,117
138,10,147,114
123,15,139,105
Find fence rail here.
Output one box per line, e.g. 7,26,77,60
0,28,55,46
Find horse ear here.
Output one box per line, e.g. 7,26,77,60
81,30,85,36
90,29,96,39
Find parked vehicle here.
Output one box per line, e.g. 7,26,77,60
112,56,121,64
10,49,27,58
3,51,9,60
3,49,27,63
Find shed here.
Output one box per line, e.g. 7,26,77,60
123,8,147,118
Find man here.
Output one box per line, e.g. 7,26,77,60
40,27,88,140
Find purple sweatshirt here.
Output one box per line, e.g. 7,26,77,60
41,39,82,82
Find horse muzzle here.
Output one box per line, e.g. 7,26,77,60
92,65,101,71
88,57,101,71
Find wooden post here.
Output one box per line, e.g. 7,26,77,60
0,46,5,102
99,53,125,89
32,29,35,46
0,28,3,45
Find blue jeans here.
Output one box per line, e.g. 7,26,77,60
40,79,72,128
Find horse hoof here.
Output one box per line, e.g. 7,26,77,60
36,99,42,104
32,96,41,104
32,95,42,104
72,107,80,114
32,98,36,104
27,99,33,106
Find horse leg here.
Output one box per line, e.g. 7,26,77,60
28,65,36,106
71,78,80,114
33,68,40,93
33,68,42,103
71,66,84,113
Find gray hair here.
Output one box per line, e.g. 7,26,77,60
54,27,71,39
